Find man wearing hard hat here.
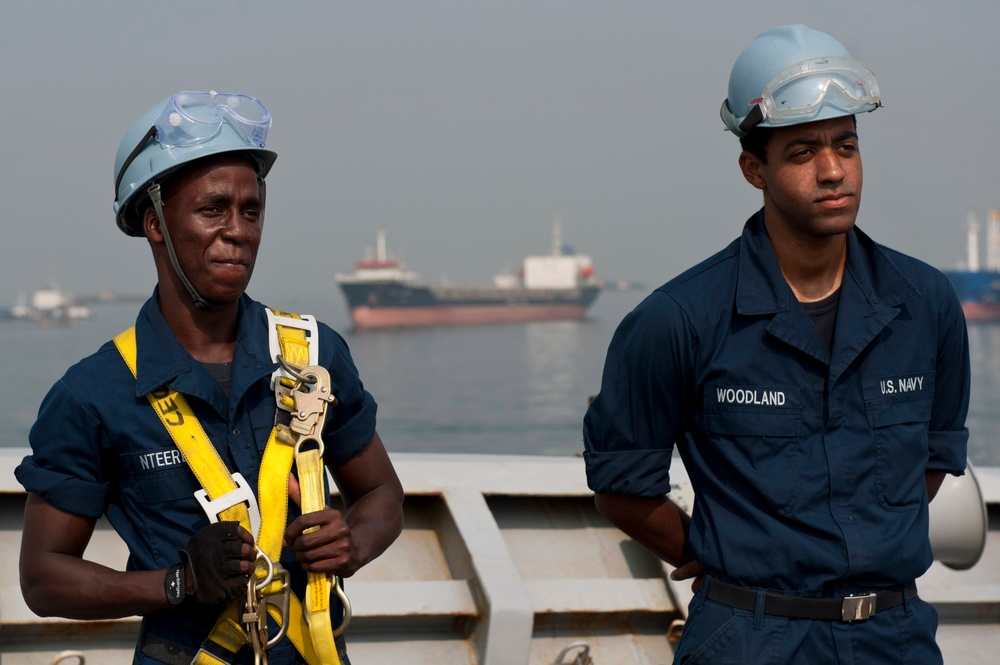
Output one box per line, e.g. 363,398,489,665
584,25,970,663
17,92,404,664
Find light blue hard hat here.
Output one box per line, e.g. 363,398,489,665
720,24,881,138
113,91,278,236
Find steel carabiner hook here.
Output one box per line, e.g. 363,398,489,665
330,575,353,638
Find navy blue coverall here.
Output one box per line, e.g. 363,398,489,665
584,211,970,663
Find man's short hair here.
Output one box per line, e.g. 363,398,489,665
739,115,858,165
740,128,772,164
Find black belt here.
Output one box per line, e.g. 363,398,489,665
705,579,918,622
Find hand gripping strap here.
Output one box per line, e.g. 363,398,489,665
251,432,342,665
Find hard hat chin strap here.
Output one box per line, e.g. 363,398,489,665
148,184,222,311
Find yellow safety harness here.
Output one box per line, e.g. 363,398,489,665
114,309,347,665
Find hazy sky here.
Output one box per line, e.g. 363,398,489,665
2,1,996,317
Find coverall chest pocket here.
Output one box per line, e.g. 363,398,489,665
863,372,935,511
704,392,802,515
129,464,201,504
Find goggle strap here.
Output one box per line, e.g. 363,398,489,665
259,179,267,229
115,125,157,199
739,105,764,135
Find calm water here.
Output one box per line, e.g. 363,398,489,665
2,292,999,467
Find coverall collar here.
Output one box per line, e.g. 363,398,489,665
735,209,919,316
132,289,275,416
735,209,921,374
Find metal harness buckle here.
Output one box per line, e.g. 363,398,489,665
266,310,319,391
194,471,262,540
841,593,877,622
243,551,292,665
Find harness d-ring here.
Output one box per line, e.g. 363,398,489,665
254,548,275,591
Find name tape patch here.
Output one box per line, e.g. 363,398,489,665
138,448,185,471
712,385,788,406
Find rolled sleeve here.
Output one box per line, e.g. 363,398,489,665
927,428,969,475
15,379,111,517
584,448,673,496
14,460,109,518
927,276,971,477
325,392,378,466
322,328,379,466
583,291,690,497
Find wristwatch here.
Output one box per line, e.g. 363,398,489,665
164,562,186,606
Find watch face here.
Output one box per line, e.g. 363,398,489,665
165,564,185,605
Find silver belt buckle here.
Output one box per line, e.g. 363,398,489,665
841,593,877,621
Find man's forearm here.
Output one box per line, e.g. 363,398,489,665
345,484,404,570
594,493,693,567
20,494,172,620
926,469,946,502
23,542,170,620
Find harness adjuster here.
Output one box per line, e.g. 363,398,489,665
193,646,237,665
265,309,319,390
841,593,877,622
194,472,262,540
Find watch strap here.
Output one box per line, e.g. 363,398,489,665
165,562,186,606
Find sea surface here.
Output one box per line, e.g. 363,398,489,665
2,292,999,468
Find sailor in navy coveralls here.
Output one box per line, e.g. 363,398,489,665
17,92,404,664
583,25,970,664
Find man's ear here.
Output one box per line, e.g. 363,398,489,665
143,207,164,242
738,150,766,191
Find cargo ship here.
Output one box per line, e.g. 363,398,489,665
943,210,1000,322
336,220,602,329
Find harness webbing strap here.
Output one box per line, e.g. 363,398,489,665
114,328,253,663
256,428,293,576
265,310,342,661
199,614,248,663
297,447,336,647
114,318,341,665
113,327,252,531
270,308,313,370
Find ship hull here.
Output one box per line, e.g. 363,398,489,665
961,302,1000,323
944,271,1000,322
339,282,601,329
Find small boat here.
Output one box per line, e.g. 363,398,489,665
7,284,91,326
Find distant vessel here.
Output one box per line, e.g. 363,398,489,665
336,218,602,329
943,210,1000,322
6,283,91,326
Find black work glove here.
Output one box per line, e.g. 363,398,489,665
179,521,249,606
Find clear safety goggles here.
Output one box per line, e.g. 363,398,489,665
728,57,881,135
154,90,271,148
115,91,271,198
